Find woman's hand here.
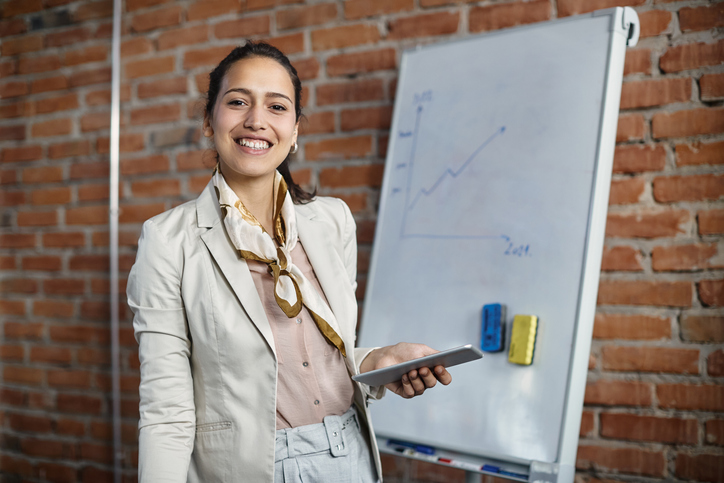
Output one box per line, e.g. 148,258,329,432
359,343,452,399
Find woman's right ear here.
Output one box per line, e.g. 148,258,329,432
202,115,214,138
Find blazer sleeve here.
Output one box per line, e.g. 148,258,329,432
337,199,387,401
127,219,195,482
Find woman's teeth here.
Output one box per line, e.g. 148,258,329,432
238,138,269,150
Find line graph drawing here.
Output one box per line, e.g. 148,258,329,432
397,104,509,242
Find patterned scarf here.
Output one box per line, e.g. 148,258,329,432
212,168,346,357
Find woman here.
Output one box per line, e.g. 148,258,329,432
127,41,451,483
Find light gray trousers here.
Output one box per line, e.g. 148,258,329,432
274,407,378,483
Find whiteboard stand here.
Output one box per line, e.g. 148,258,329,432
361,7,639,483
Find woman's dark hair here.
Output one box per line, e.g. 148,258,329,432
205,40,316,204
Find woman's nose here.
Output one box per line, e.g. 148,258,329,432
244,105,265,130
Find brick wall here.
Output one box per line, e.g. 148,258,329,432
0,0,721,482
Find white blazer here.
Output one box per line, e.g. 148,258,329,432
127,181,384,482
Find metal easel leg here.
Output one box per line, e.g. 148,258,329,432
465,471,482,483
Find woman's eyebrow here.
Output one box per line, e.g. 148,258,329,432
224,87,292,103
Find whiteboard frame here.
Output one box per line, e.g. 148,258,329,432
361,8,639,483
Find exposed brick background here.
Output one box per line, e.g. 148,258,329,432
1,0,722,482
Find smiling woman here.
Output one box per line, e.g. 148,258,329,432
126,41,452,483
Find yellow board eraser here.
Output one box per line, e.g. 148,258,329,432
508,315,538,365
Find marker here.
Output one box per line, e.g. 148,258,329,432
482,464,500,473
437,457,483,472
500,470,528,479
387,439,436,455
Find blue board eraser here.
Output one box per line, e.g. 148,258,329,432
481,304,505,352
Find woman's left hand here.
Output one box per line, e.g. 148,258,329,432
359,343,452,399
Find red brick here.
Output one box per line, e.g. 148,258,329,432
584,379,652,406
605,209,689,238
654,174,724,203
638,10,672,38
558,0,644,17
319,165,384,189
388,12,459,40
49,325,103,344
42,232,84,248
34,93,79,115
652,243,723,271
44,279,85,295
57,394,102,414
608,177,645,205
0,59,16,78
579,411,594,437
177,149,216,171
4,322,42,339
653,108,724,139
73,0,112,21
213,16,269,40
187,0,240,21
124,56,174,79
317,79,384,106
0,256,16,269
624,49,651,76
21,437,66,458
341,106,392,131
0,278,34,294
0,455,33,477
705,419,724,445
131,179,180,197
311,23,379,51
1,0,42,16
306,136,373,161
69,66,111,87
0,124,25,140
45,27,91,47
121,37,153,58
137,76,186,99
661,40,724,73
56,418,85,437
601,413,697,444
469,0,550,33
676,454,724,482
17,210,57,226
0,190,24,206
126,0,173,11
2,145,42,163
33,299,74,318
119,203,165,223
130,104,180,125
182,45,231,70
63,45,107,67
300,112,335,135
602,346,698,374
289,57,318,81
0,344,24,361
0,100,29,118
676,141,724,167
601,245,643,272
264,32,304,54
22,256,62,271
0,17,26,36
658,384,724,411
1,34,42,56
277,3,337,30
681,316,724,343
576,445,664,477
616,114,645,142
31,75,69,93
700,73,724,101
47,370,91,389
336,192,367,213
31,187,71,205
344,0,413,20
130,5,182,32
4,366,42,384
121,154,170,175
64,205,106,226
699,209,724,235
245,0,302,10
85,84,131,105
78,347,111,365
8,412,53,433
0,80,28,98
0,168,18,184
152,25,206,51
709,349,724,377
0,300,25,315
80,111,112,132
327,48,395,77
620,78,690,110
29,346,71,364
679,3,724,32
597,280,692,307
69,255,109,271
37,461,76,482
0,388,25,405
31,118,72,137
699,279,724,307
18,55,61,75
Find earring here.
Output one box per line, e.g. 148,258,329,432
290,142,298,154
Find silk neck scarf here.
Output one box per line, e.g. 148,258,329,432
212,168,346,358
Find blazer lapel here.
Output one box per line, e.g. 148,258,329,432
296,208,354,349
196,181,276,357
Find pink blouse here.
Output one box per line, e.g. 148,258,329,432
246,242,355,430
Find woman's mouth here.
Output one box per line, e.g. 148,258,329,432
237,138,271,150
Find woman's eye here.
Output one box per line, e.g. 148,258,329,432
228,99,246,106
270,104,287,111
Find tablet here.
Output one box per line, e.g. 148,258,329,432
352,344,483,386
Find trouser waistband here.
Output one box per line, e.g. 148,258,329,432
274,406,358,461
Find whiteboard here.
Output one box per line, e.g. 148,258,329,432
358,8,638,480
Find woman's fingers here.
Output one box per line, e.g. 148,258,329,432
408,369,426,396
418,367,438,389
434,365,452,385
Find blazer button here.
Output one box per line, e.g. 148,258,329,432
302,362,309,367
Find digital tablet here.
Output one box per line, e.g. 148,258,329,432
352,344,483,386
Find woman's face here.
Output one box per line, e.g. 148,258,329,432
204,56,299,186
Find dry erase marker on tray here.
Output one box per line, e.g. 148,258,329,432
387,439,435,455
438,457,483,472
481,304,505,352
508,315,538,365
